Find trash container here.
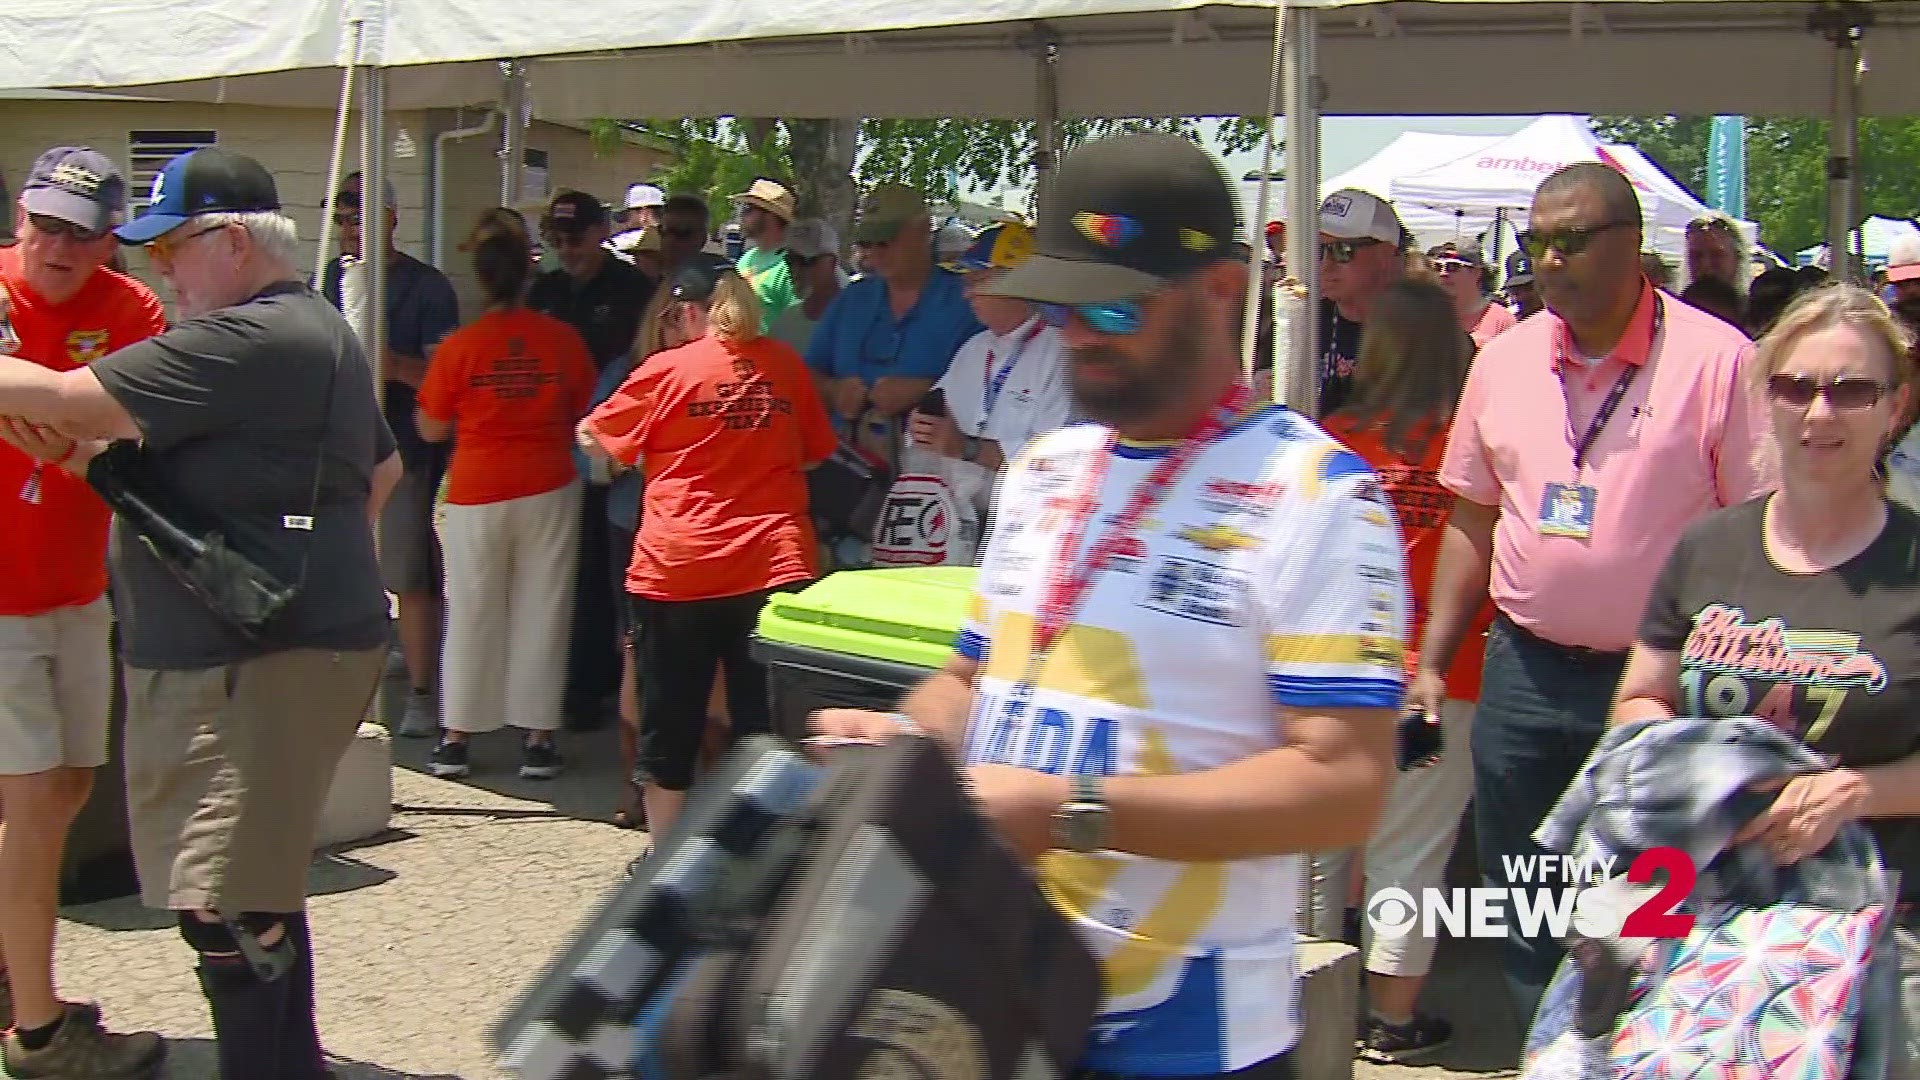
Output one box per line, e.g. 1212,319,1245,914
753,567,976,743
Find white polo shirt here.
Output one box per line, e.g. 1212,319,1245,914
933,316,1073,519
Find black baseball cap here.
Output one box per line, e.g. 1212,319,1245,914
542,190,608,234
984,132,1238,305
1505,249,1535,287
23,147,126,236
115,148,279,245
668,252,737,304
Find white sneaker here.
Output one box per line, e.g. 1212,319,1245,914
398,689,439,738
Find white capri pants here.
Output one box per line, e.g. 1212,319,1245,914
1311,698,1476,979
435,480,581,736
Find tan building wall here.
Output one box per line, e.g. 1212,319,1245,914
0,98,670,319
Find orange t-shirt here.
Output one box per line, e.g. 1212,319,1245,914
0,248,167,616
417,307,595,505
1323,414,1496,701
587,334,837,602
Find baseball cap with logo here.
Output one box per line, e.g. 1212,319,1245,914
624,183,665,210
1428,240,1485,268
1506,249,1536,287
853,183,929,245
115,148,279,245
947,222,1036,273
542,190,608,235
983,132,1237,305
785,219,839,261
730,179,796,223
1886,236,1920,284
23,147,127,237
1319,188,1403,246
668,252,738,304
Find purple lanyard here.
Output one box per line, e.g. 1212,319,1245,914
981,322,1043,425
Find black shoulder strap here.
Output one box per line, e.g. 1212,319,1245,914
288,310,345,592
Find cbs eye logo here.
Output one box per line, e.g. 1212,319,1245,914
1365,887,1420,938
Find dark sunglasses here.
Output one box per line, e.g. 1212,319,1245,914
661,225,701,240
1765,373,1888,411
1319,239,1385,265
1518,220,1632,260
542,229,593,247
28,213,107,243
1430,257,1475,274
1038,299,1145,336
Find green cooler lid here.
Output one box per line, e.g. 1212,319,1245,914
757,567,978,670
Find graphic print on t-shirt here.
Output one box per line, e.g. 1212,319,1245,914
1679,602,1889,743
684,354,795,430
472,336,560,399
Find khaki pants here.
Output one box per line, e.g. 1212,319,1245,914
436,481,581,735
124,648,381,913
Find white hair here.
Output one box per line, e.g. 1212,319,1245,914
196,210,300,270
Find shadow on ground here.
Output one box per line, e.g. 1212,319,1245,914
1364,935,1524,1077
151,1038,467,1079
61,853,400,932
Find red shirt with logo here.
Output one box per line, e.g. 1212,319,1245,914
0,248,168,615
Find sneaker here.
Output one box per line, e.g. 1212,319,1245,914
397,689,439,739
1358,1012,1453,1064
428,738,470,779
0,1002,165,1078
520,739,563,780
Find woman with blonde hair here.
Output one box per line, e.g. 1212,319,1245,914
1322,278,1493,1060
1614,285,1920,1070
580,254,835,842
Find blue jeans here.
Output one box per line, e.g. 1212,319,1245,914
1471,616,1625,1033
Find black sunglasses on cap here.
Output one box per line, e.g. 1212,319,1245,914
1518,220,1633,260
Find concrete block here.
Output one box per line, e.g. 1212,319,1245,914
318,722,393,848
1295,937,1359,1080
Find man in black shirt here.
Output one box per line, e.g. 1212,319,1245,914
1315,188,1406,416
528,190,653,729
320,172,459,738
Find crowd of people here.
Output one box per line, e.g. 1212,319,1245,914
0,124,1918,1080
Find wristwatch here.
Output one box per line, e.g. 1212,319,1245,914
1051,774,1111,852
961,435,983,464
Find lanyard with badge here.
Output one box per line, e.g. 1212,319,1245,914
979,321,1044,436
1538,296,1664,540
998,383,1252,721
0,299,47,506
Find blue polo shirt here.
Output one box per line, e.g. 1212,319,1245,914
805,267,981,387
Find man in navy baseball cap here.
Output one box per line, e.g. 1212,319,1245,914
115,148,280,245
20,147,127,239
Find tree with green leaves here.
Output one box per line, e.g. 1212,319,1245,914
598,116,1267,245
1593,115,1920,257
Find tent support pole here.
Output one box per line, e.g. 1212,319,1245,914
501,60,529,206
359,65,388,387
1815,2,1871,284
1032,29,1061,213
1280,5,1320,419
1240,2,1285,394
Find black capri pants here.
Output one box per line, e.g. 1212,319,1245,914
627,582,805,791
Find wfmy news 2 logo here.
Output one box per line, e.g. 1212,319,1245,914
1366,849,1698,941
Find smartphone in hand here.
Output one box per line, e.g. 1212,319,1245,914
917,388,948,417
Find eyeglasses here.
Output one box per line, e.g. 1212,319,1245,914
145,223,227,268
1430,257,1475,274
1319,239,1385,265
1765,373,1888,411
1687,217,1738,236
1518,221,1632,260
27,213,107,243
332,211,362,229
1038,299,1145,336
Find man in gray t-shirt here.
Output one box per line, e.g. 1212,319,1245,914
0,147,401,1080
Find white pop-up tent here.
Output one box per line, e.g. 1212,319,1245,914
1389,115,1758,267
1798,215,1920,268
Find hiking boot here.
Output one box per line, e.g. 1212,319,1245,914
428,738,470,779
520,739,563,780
1358,1012,1453,1063
0,1002,165,1078
397,689,439,738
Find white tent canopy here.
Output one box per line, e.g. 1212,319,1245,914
1798,215,1920,267
6,0,1920,118
1389,115,1758,265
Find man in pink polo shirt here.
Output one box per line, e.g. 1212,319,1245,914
1409,162,1775,1028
